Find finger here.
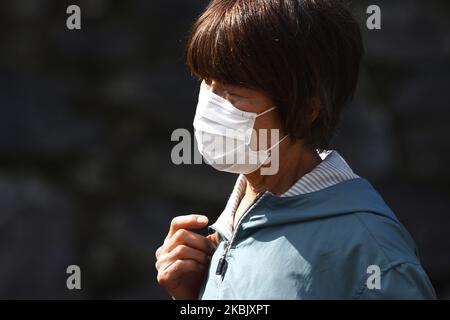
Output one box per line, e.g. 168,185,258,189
157,230,215,260
157,259,205,289
156,245,211,271
166,229,216,256
167,215,209,240
206,233,219,248
155,246,163,260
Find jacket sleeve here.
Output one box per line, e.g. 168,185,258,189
357,262,437,300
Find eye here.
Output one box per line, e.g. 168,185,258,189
225,90,243,98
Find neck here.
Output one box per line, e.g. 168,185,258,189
244,142,322,198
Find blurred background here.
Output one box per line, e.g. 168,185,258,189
0,0,449,299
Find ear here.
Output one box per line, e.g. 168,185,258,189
307,97,320,124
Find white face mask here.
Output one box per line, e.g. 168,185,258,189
193,81,288,174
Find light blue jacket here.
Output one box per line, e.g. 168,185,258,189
199,178,436,299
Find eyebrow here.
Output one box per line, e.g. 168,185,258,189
223,84,253,97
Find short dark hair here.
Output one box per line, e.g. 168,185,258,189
186,0,364,151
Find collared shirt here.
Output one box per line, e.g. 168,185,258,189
211,150,360,240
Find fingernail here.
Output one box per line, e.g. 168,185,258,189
197,216,208,224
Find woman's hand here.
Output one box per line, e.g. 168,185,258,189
155,214,217,300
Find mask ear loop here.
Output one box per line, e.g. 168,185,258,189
266,134,289,157
256,106,277,118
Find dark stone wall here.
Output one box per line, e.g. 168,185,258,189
0,0,448,299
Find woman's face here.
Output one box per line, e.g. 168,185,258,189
203,79,285,149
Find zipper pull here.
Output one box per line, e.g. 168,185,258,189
216,241,229,276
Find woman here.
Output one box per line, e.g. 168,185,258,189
155,0,436,299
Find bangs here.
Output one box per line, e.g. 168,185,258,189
186,0,268,89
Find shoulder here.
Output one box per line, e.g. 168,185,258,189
278,211,436,299
311,210,420,267
311,211,436,299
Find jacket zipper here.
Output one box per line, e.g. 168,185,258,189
215,240,229,276
215,191,267,279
